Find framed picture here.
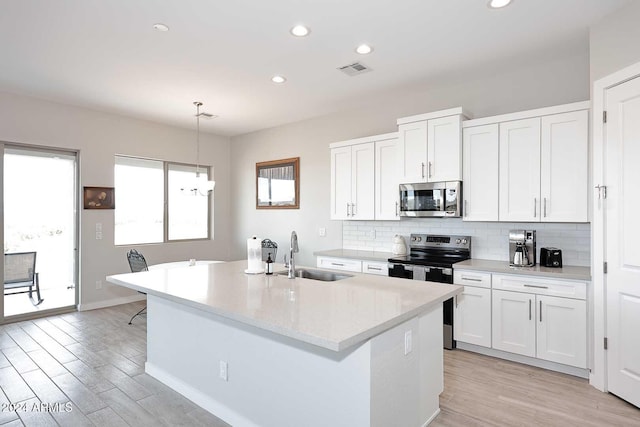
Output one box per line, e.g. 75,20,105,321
256,157,300,209
83,186,115,209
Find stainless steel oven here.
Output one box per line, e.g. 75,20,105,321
399,181,461,217
388,234,471,350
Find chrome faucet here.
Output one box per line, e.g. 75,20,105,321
287,231,299,278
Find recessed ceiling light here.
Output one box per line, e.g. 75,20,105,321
488,0,512,8
152,23,170,32
290,25,310,37
271,75,287,84
356,44,373,55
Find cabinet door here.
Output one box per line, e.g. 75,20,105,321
492,289,536,357
350,142,375,220
463,124,499,221
375,138,400,220
541,110,588,222
454,286,492,347
499,118,541,221
537,295,587,368
330,146,352,220
427,115,462,182
397,121,428,183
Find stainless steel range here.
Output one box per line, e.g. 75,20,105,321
388,233,471,349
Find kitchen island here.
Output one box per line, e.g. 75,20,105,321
107,260,461,427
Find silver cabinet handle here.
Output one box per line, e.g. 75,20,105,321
395,201,399,216
455,295,458,308
346,203,351,217
523,284,548,289
421,162,425,178
428,161,433,178
367,266,382,271
351,203,356,216
533,198,537,218
461,277,482,282
539,300,542,322
464,200,468,217
544,198,547,217
529,299,532,320
331,262,345,267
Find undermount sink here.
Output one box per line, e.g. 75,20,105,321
276,268,353,282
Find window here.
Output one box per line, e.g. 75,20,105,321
114,156,211,245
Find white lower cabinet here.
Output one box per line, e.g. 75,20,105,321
316,256,389,276
454,285,492,348
492,289,587,368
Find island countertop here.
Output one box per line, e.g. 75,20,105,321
107,260,461,352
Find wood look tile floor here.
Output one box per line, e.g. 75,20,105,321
0,301,638,427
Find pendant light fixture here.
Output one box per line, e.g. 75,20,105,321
190,101,215,196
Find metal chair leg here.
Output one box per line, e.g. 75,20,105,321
128,306,147,325
30,273,44,306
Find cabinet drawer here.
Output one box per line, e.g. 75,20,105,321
317,257,362,273
492,274,586,300
454,270,492,289
362,261,389,276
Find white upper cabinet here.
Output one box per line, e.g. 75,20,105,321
375,137,400,220
330,132,397,221
427,115,462,182
330,143,374,220
462,124,499,221
540,110,589,222
397,121,428,183
397,108,467,184
463,101,590,223
499,117,542,222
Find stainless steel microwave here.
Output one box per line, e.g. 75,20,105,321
399,181,462,217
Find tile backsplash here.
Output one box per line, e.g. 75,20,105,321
342,219,591,267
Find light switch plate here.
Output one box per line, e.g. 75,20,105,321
319,227,326,237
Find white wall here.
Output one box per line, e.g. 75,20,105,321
590,0,640,84
229,52,591,266
0,91,232,309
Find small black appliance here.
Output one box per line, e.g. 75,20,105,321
540,247,563,268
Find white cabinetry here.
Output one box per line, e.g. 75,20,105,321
462,124,499,221
397,108,467,184
374,136,400,220
462,101,590,223
491,274,587,368
453,270,492,348
330,142,374,220
316,257,388,276
330,132,398,221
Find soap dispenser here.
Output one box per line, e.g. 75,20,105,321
265,252,274,275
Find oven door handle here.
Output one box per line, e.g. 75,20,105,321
388,263,414,271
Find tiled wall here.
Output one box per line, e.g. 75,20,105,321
342,219,591,267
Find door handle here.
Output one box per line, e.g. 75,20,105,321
539,300,542,322
395,201,399,216
351,203,356,216
533,198,537,218
544,198,547,217
455,295,458,308
428,162,433,178
464,200,468,217
529,299,532,320
421,162,425,178
346,203,351,217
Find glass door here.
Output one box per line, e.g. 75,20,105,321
2,145,78,320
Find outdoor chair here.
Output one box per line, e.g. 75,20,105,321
4,251,44,305
126,249,148,325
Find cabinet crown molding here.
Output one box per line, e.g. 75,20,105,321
462,101,591,128
397,107,471,125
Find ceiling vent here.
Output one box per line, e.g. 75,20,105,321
338,62,372,76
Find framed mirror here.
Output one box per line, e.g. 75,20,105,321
256,157,300,209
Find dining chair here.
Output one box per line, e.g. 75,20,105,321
4,251,44,305
126,249,148,325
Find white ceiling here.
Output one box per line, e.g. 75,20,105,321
0,0,629,136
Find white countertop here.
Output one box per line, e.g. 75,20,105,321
107,260,460,352
454,259,591,281
313,249,395,262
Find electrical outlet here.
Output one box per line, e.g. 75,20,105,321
318,227,326,237
219,360,228,381
404,330,412,355
95,223,102,232
96,280,102,290
95,231,103,240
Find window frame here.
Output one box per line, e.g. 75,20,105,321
114,155,212,246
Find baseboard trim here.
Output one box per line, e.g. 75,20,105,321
145,362,256,427
423,408,441,426
456,342,589,379
78,294,145,311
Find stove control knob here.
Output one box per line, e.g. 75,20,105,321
461,239,468,244
455,239,461,244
